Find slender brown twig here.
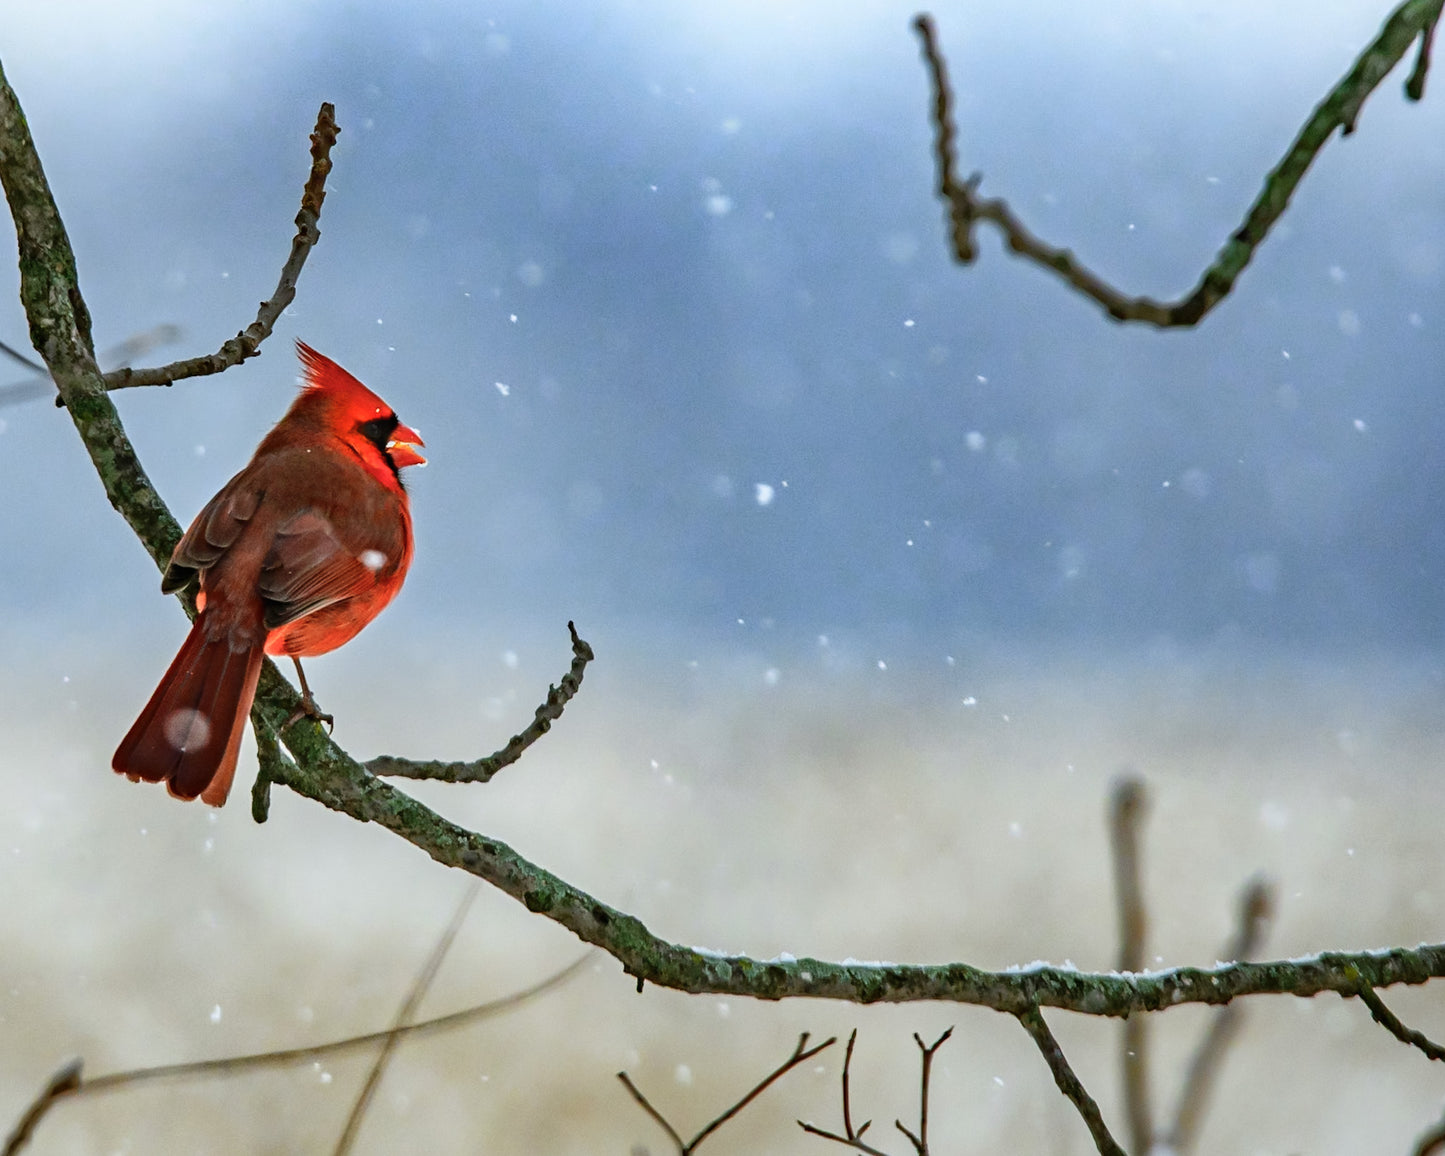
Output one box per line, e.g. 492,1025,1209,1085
2,955,588,1156
800,1027,954,1156
894,1029,952,1156
1351,970,1445,1062
619,1032,835,1154
102,104,338,390
797,1028,893,1155
1015,1005,1127,1156
367,621,594,783
1109,775,1152,1155
1165,876,1274,1154
332,883,481,1156
913,0,1444,326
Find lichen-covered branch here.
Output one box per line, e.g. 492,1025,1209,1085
914,0,1444,326
9,37,1445,1028
0,59,180,569
256,677,1445,1012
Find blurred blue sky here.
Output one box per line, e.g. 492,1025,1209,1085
2,0,1443,677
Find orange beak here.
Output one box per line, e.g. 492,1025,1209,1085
387,422,426,469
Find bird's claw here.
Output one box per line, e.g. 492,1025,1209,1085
282,696,334,734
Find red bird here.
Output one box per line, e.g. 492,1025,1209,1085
113,342,425,806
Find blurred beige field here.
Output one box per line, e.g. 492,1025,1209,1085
3,634,1444,1154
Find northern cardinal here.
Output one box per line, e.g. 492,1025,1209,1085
112,342,425,806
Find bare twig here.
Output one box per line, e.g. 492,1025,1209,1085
620,1032,835,1155
1109,775,1152,1155
102,104,338,390
1352,971,1445,1062
1166,876,1274,1154
801,1028,939,1156
913,0,1445,326
798,1029,892,1154
332,882,481,1156
799,1119,892,1155
1015,1005,1127,1156
2,1061,82,1156
618,1071,687,1153
367,621,594,783
3,955,588,1155
894,1029,952,1156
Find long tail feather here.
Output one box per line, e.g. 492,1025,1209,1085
113,614,264,807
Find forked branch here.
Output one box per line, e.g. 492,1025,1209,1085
619,1032,835,1154
798,1027,945,1156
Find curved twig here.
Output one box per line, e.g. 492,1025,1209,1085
1352,972,1445,1062
101,103,338,390
366,621,594,783
914,0,1444,326
1,954,588,1156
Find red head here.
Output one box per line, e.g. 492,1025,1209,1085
288,341,426,475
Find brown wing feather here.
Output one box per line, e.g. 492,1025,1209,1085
162,478,263,594
258,508,381,629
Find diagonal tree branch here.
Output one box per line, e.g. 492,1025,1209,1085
252,676,1445,1014
1351,970,1445,1062
1015,1005,1127,1156
0,59,179,570
914,0,1444,326
332,882,481,1156
101,104,338,391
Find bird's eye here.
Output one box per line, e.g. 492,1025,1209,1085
357,414,399,451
